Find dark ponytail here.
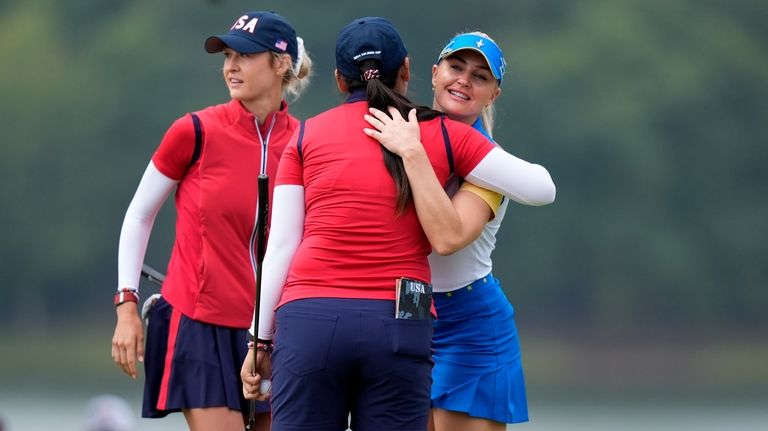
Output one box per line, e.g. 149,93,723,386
345,59,442,214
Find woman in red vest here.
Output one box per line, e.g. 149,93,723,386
110,10,311,431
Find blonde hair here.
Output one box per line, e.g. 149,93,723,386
481,101,496,139
471,31,500,138
272,36,313,102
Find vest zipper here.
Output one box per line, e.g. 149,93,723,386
249,114,277,285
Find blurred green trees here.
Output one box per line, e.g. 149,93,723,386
0,0,765,335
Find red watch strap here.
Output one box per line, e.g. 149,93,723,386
114,290,139,306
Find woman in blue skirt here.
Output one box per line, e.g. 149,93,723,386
365,32,546,430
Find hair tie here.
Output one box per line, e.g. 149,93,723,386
292,36,305,77
362,69,380,81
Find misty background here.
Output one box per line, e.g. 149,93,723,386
1,0,766,429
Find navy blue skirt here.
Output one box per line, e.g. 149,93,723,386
142,297,269,418
431,274,529,424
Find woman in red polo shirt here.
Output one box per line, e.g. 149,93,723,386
240,17,554,431
110,10,311,431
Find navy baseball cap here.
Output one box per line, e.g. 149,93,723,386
205,11,298,61
335,17,408,80
438,33,507,84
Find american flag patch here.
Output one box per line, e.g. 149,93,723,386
275,39,288,51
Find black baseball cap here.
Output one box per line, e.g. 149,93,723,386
335,17,407,80
205,11,298,62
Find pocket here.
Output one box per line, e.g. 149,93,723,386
383,318,433,359
485,285,515,320
276,310,338,376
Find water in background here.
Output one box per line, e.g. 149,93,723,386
2,328,766,430
2,393,766,431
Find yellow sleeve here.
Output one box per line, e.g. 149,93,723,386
459,182,502,218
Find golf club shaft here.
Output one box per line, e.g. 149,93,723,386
140,264,165,286
247,174,270,430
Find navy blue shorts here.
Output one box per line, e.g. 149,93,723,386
142,297,269,418
270,298,433,431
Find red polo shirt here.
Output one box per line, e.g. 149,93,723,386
152,99,298,328
275,98,494,307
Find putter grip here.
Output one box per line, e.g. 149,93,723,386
256,175,269,263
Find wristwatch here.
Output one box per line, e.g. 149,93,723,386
114,289,140,307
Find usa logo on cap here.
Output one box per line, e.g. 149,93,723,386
232,16,259,33
204,11,299,60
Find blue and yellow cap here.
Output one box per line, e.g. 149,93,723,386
437,33,506,84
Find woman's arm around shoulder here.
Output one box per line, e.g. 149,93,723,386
363,107,492,254
364,106,556,206
466,146,556,206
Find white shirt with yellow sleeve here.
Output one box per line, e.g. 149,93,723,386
428,182,508,293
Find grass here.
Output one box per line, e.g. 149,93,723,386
521,330,768,399
2,324,767,401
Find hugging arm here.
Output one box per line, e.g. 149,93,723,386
465,147,556,205
364,108,492,254
364,106,556,206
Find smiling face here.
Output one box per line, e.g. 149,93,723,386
431,50,501,125
221,48,287,108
